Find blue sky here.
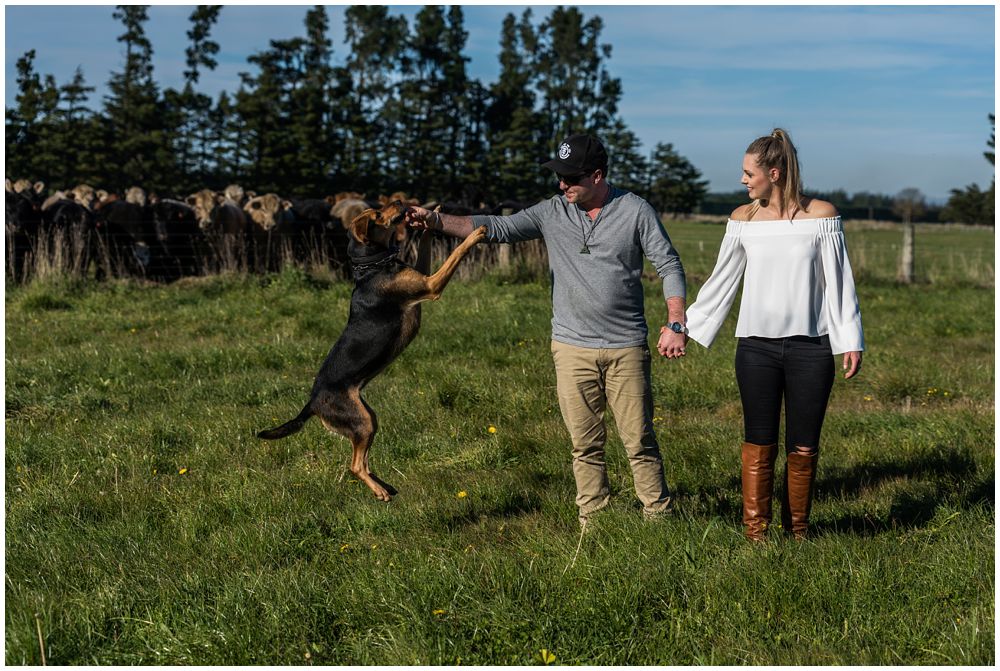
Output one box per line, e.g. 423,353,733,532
4,3,995,201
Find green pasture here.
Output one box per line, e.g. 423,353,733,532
4,221,994,664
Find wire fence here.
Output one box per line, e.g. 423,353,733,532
4,224,550,286
5,219,991,288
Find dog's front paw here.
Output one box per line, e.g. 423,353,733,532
468,226,487,243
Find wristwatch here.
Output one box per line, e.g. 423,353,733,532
665,322,688,335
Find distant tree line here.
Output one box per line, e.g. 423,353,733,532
5,5,709,215
700,189,912,221
701,113,994,230
938,114,994,227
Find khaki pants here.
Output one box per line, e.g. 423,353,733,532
551,340,671,517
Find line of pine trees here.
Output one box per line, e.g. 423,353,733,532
5,5,709,215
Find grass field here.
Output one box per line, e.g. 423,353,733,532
4,221,994,664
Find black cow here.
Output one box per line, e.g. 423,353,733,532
92,199,152,278
148,199,205,281
5,188,43,281
41,199,97,278
290,198,352,271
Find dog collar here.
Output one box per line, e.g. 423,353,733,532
350,246,401,274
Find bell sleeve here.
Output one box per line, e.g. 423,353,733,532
686,221,747,348
818,222,865,354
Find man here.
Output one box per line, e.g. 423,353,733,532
406,134,688,526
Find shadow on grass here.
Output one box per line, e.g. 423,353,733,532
442,490,545,531
817,443,980,499
675,442,993,538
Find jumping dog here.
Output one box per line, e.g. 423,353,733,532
257,201,486,500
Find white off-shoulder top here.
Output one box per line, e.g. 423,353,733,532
686,217,865,354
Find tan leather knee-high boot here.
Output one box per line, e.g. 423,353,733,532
741,441,778,541
781,447,819,540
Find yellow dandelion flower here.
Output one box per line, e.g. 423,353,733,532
340,543,350,553
178,467,188,475
539,649,557,665
863,395,874,401
457,490,468,499
433,609,446,616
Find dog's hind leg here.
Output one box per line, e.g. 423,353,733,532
355,396,398,499
315,388,396,501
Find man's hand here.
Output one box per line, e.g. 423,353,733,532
657,328,688,359
405,206,439,230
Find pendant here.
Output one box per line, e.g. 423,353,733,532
580,245,591,254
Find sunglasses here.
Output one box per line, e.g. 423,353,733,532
557,171,594,186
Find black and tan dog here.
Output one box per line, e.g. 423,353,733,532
257,201,486,500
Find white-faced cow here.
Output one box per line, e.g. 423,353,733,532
243,193,299,272
125,186,148,207
223,184,247,206
185,189,249,271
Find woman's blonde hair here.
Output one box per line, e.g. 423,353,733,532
745,128,802,220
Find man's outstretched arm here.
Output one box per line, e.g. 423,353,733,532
405,206,475,239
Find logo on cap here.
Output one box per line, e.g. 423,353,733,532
558,143,571,160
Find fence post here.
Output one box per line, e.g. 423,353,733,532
897,220,915,283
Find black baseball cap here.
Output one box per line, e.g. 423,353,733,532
540,134,608,174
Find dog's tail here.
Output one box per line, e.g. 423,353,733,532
257,404,313,440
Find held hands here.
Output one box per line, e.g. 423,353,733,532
842,351,863,379
657,327,688,359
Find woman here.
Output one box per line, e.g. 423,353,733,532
684,129,864,541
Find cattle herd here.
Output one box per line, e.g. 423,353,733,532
5,178,531,283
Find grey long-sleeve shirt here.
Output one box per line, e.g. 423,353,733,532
471,186,686,349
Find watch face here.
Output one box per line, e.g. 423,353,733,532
669,323,683,333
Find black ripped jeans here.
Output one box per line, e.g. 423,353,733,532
735,335,835,452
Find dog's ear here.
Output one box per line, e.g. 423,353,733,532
350,208,378,244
